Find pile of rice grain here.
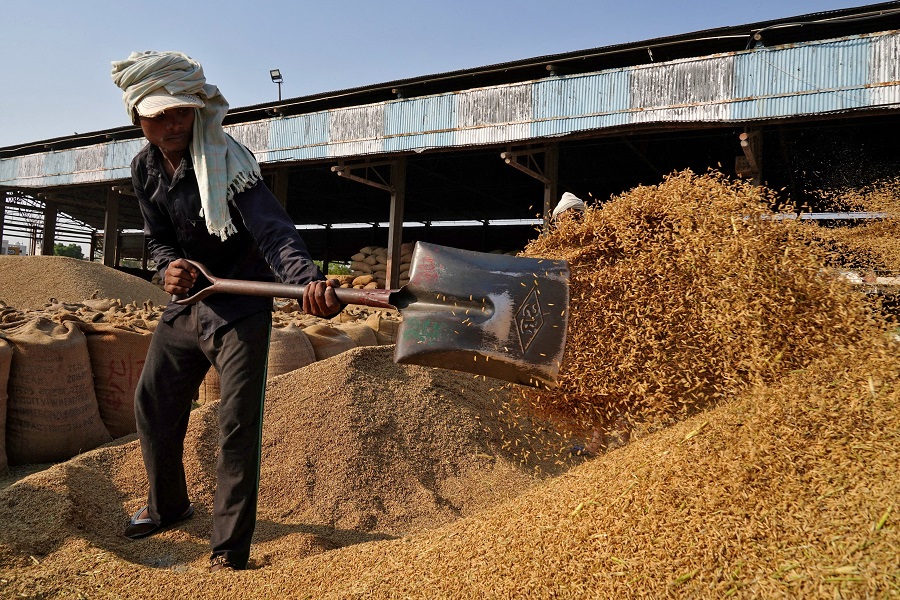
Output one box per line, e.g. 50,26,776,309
0,256,168,310
518,170,892,446
0,336,895,599
805,178,900,273
0,171,897,598
0,346,576,584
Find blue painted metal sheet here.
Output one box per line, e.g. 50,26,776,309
732,35,872,120
531,69,631,137
384,94,457,152
266,113,330,162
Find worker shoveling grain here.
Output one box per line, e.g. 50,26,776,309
0,171,896,598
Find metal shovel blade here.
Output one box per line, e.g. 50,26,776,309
395,242,569,388
173,242,569,387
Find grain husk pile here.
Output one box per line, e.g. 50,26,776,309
0,171,897,598
517,170,895,448
804,178,900,273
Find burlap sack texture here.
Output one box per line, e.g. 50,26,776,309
80,323,153,439
0,318,112,465
0,338,11,473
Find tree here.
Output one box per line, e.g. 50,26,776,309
54,243,84,259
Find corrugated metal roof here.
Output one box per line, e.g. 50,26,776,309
4,29,900,189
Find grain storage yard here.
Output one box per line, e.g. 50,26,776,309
0,171,898,598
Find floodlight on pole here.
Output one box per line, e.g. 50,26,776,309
269,69,283,101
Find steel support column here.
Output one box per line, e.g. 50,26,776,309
737,129,763,186
332,158,408,289
386,157,407,289
41,199,58,256
103,188,120,267
272,167,290,209
500,143,559,231
0,192,6,249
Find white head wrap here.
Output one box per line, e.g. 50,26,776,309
552,192,587,220
111,51,261,241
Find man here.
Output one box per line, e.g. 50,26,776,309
551,192,587,223
111,51,340,573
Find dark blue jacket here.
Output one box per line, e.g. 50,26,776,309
132,143,323,339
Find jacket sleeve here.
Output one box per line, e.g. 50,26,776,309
231,181,325,285
132,164,183,277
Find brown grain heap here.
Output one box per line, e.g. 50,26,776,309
803,178,900,274
0,171,897,599
518,170,892,448
0,256,169,310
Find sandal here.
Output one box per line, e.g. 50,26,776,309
124,504,194,540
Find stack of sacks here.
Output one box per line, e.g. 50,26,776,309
348,243,416,289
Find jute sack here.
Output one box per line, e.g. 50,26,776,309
80,323,152,439
198,365,220,405
302,324,357,361
333,322,378,347
2,318,112,465
268,323,316,378
365,312,401,345
352,275,375,287
0,338,11,472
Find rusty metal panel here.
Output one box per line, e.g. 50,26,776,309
456,83,532,146
631,54,735,122
72,146,107,184
328,104,385,157
13,154,46,187
531,69,630,137
104,139,145,178
868,32,900,108
226,121,270,157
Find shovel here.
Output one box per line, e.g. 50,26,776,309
173,242,569,387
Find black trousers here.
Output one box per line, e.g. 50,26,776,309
134,307,271,569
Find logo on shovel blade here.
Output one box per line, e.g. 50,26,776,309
515,285,544,353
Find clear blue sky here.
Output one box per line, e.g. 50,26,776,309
0,0,879,149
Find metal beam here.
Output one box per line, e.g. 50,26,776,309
501,144,560,230
41,201,58,256
386,157,407,289
500,148,551,184
331,161,394,193
103,188,120,267
331,158,408,288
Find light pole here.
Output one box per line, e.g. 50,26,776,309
269,69,283,101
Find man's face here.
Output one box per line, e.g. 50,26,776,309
138,108,195,156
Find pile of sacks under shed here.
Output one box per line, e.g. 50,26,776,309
348,243,415,289
0,296,401,474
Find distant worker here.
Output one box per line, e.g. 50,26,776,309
111,50,343,573
551,192,587,223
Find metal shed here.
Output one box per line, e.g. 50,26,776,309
3,2,900,285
